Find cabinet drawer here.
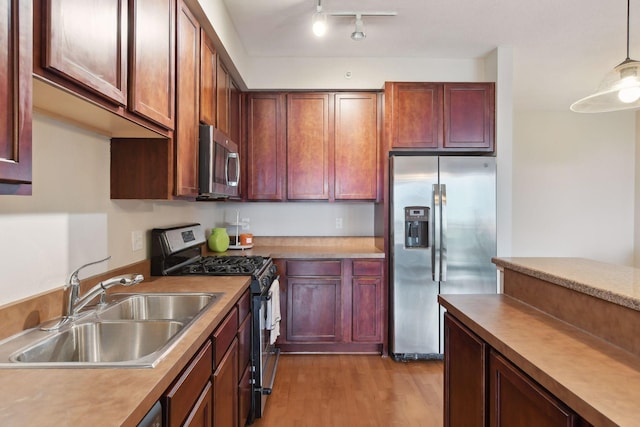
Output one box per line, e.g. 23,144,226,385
287,260,342,276
163,340,213,427
237,289,251,324
213,306,238,367
353,260,383,276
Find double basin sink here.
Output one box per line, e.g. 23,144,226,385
0,292,222,368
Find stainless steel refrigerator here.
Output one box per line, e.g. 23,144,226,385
390,155,497,359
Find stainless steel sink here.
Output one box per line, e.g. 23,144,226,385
0,292,223,368
11,320,183,365
99,292,221,322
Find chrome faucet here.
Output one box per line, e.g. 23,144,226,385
71,273,144,315
42,256,144,330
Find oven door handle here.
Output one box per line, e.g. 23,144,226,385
262,348,281,395
261,276,280,301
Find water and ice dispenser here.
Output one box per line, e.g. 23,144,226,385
404,206,430,248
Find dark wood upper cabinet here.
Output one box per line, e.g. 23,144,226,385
444,83,495,150
129,0,176,129
287,92,333,200
0,0,32,195
199,28,216,126
245,93,286,201
386,81,495,152
216,59,230,135
174,0,200,198
334,93,380,201
388,82,442,149
43,0,127,105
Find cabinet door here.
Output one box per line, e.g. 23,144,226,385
129,0,175,129
213,338,239,427
43,0,127,105
352,277,383,342
175,1,199,197
287,277,342,342
216,59,230,135
287,93,333,200
0,0,32,195
245,93,286,201
489,350,579,427
183,382,212,427
444,313,487,427
443,83,495,150
199,29,216,126
334,93,379,201
389,82,442,149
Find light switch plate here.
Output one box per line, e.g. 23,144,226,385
132,230,143,251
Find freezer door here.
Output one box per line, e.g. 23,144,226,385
438,156,497,296
390,155,440,356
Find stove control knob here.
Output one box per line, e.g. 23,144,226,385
269,264,277,275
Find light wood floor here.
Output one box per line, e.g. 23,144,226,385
252,354,444,427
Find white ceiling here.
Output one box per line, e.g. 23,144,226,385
221,0,640,111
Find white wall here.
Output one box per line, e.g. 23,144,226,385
512,110,636,265
0,114,379,307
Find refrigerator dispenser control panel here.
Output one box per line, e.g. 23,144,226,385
404,206,430,248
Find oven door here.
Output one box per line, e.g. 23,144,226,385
252,285,280,420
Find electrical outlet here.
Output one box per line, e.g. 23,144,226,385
131,230,144,251
335,217,343,229
241,217,250,230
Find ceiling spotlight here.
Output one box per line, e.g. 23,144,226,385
312,0,327,37
351,14,366,41
571,0,640,112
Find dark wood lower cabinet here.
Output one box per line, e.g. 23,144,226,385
490,351,579,427
213,337,238,427
444,313,592,427
444,312,487,426
275,258,385,353
183,382,213,427
163,340,213,426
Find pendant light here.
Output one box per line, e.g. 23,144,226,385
571,0,640,112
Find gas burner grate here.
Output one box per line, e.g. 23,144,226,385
180,255,265,276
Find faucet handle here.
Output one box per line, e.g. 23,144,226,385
68,256,111,286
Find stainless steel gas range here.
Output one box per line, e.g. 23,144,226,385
150,224,280,424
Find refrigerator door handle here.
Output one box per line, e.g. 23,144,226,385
432,184,441,281
441,184,447,282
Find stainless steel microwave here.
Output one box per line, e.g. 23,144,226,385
198,125,239,199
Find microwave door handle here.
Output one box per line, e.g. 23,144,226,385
226,152,239,187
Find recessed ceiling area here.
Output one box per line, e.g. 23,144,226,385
221,0,637,111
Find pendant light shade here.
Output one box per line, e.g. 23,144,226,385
571,0,640,112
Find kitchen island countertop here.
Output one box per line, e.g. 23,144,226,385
440,257,640,427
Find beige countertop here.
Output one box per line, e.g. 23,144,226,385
439,293,640,427
207,236,385,259
493,257,640,311
0,275,251,427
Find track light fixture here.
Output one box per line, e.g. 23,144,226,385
351,14,366,41
312,0,327,37
311,2,396,41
